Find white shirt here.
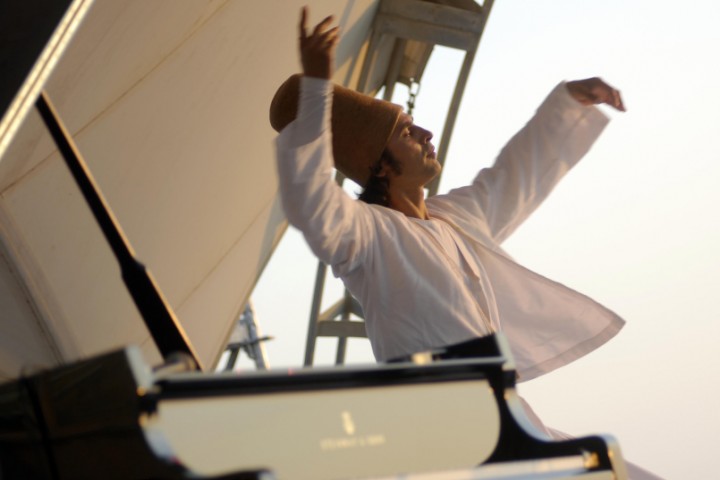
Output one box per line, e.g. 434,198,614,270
275,77,624,381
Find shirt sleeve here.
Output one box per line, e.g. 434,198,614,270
274,76,373,274
437,82,610,245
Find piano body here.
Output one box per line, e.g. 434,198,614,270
0,1,629,478
0,336,627,479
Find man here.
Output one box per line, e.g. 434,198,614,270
272,7,624,374
270,9,662,479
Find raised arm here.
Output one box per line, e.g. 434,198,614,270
441,78,624,244
273,9,374,274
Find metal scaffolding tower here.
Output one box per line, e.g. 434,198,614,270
221,303,272,371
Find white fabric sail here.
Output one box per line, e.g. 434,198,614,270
0,0,380,376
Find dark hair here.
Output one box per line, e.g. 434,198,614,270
358,149,402,207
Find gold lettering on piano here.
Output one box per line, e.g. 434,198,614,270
319,411,386,452
320,434,386,451
341,410,355,435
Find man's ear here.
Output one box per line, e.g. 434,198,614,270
376,160,393,178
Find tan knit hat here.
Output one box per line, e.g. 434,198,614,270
269,74,403,186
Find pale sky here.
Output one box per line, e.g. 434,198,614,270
249,1,720,478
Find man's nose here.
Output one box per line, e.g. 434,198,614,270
417,127,433,143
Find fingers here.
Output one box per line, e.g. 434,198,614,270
298,8,339,79
319,26,340,46
313,15,335,37
566,77,626,112
299,6,307,41
299,9,338,46
592,80,625,112
611,88,626,112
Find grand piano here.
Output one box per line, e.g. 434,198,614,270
0,335,627,479
0,1,629,478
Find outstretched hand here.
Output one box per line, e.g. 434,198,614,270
566,77,626,112
299,7,339,79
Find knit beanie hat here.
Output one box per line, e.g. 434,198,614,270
269,74,403,187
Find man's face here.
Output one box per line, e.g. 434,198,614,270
384,113,440,186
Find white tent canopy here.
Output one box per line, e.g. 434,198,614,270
0,0,382,376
